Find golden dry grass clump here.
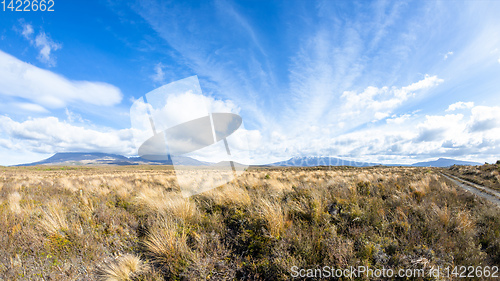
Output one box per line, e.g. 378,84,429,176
96,254,149,281
258,198,287,238
7,191,22,214
0,165,499,280
142,215,192,274
134,187,198,221
38,200,69,236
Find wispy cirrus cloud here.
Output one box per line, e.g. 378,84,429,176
129,1,464,162
123,0,500,164
133,0,276,130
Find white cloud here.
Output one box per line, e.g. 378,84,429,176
446,101,474,111
151,62,165,83
150,90,239,129
402,75,444,92
132,76,240,134
415,114,464,142
13,103,49,113
0,145,50,166
256,103,500,165
0,50,123,108
18,22,61,67
129,77,260,164
341,75,443,120
443,51,453,60
65,108,85,123
0,115,135,156
21,23,34,39
34,32,62,67
386,114,411,124
374,112,389,120
467,105,500,132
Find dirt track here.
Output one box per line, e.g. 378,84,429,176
441,172,500,207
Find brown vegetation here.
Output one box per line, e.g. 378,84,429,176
448,162,500,192
0,165,499,280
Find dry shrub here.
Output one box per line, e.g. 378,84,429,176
454,210,474,233
239,173,261,188
143,216,192,272
8,192,22,214
311,187,329,215
205,183,251,206
151,174,175,187
356,172,373,182
431,203,450,227
13,180,28,190
266,179,292,194
186,232,236,279
108,177,134,200
410,176,431,200
134,187,165,212
116,185,133,201
439,180,450,191
97,254,148,281
87,177,110,195
164,197,198,221
135,187,198,221
57,177,78,193
79,190,96,214
259,198,287,237
38,200,68,236
21,195,41,217
107,177,127,189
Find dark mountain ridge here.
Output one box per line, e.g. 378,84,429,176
17,152,207,166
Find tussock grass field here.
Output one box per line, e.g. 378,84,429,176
0,166,499,280
448,163,500,192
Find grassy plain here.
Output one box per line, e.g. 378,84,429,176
0,165,499,280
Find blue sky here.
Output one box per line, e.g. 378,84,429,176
1,0,500,165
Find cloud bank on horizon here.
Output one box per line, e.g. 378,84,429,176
0,0,500,166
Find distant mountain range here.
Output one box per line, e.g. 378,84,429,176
269,156,481,167
18,152,208,166
269,156,378,167
15,153,483,168
409,158,482,167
